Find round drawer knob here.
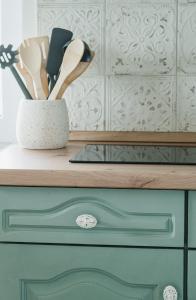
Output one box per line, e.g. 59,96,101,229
76,214,97,229
163,286,178,300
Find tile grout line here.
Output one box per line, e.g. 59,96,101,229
104,0,107,131
175,0,179,132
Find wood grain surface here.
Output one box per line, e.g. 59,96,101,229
69,131,196,144
0,142,196,190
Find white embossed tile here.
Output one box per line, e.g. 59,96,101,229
178,2,196,74
106,76,176,131
106,0,176,75
38,0,104,75
177,76,196,131
65,77,105,131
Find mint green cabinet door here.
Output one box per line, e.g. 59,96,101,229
0,244,183,300
188,192,196,247
0,187,184,247
188,251,196,300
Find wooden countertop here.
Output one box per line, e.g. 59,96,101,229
0,142,196,190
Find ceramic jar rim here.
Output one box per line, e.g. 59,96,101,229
21,99,65,103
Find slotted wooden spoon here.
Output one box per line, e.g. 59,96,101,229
48,39,85,100
19,41,46,99
26,36,49,98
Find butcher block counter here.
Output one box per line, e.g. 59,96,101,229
1,132,196,300
0,141,196,189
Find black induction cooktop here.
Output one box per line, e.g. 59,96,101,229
69,144,196,165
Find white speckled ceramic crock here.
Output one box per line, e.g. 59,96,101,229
16,99,69,149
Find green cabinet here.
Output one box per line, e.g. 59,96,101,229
0,244,183,300
188,192,196,247
0,187,187,299
0,187,184,247
188,251,196,300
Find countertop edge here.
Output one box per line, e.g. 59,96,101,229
0,168,195,190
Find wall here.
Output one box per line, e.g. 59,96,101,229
0,0,37,142
0,0,23,142
38,0,196,132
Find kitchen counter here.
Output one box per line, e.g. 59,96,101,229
1,142,196,189
1,135,196,299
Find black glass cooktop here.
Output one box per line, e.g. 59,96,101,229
69,144,196,165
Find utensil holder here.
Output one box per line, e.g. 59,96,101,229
16,99,69,149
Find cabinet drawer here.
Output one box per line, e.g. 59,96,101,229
0,187,184,247
188,192,196,247
0,244,183,300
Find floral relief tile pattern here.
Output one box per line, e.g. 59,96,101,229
106,0,176,75
38,0,196,132
65,77,105,131
106,76,176,131
38,0,104,75
177,76,196,131
178,2,196,74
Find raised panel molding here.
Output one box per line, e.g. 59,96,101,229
21,268,157,300
2,197,173,236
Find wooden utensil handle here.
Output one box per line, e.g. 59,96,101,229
33,76,47,100
48,76,64,100
10,66,33,99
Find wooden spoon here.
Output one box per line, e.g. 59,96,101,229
48,39,85,100
19,41,46,100
26,36,49,98
57,51,95,99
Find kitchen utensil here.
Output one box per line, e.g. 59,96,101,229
46,28,73,92
26,36,49,98
16,59,36,99
57,51,95,99
63,40,92,62
19,41,46,100
0,44,33,99
48,39,85,101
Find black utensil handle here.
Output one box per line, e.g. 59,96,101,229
10,65,33,100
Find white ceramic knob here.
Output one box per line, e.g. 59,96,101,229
163,286,177,300
76,214,97,229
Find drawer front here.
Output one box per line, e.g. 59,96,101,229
0,244,183,300
188,192,196,247
0,187,184,246
188,251,196,300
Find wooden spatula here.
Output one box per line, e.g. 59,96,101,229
48,39,85,100
26,36,49,98
19,41,47,99
57,51,95,99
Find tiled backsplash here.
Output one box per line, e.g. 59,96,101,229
38,0,196,132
